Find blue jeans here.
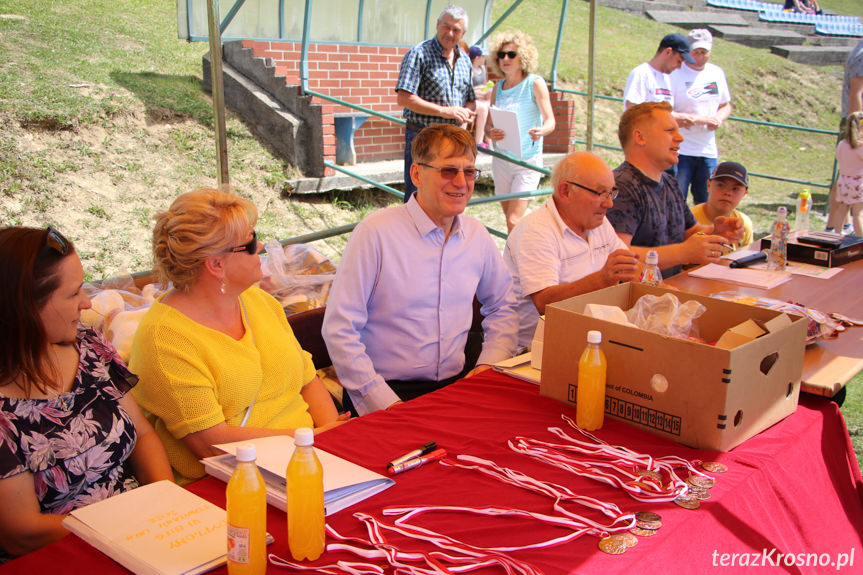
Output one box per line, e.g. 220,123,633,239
403,126,421,203
675,155,717,205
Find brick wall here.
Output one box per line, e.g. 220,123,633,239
545,91,577,154
240,40,578,170
242,40,406,171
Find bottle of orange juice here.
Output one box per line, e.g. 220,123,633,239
226,444,267,575
286,428,325,561
576,330,607,431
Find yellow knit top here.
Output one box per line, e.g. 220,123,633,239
129,286,315,481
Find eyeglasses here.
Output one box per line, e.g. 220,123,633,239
418,163,481,182
567,181,619,202
497,51,518,60
229,230,259,255
39,227,69,259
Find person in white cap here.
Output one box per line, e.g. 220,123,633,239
670,29,732,205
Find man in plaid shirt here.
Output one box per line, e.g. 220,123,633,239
396,5,476,202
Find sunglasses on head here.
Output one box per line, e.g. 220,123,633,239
418,163,481,182
229,230,258,255
497,51,518,60
39,227,69,259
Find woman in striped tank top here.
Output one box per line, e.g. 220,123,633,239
486,30,555,232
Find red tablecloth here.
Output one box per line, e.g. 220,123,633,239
5,371,863,574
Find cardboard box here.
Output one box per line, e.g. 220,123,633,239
530,317,545,370
540,283,808,451
760,234,863,267
714,314,791,350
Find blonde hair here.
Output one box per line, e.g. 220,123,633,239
617,101,673,150
846,112,863,149
152,188,258,290
488,30,539,76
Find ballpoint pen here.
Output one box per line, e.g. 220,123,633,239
388,441,437,468
387,448,447,476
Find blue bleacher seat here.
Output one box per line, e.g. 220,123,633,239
814,20,863,37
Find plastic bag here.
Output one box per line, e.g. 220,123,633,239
81,274,167,362
709,291,842,344
626,292,706,340
259,241,337,314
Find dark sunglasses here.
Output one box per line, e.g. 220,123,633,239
39,227,70,259
497,51,518,60
567,180,619,202
418,163,481,182
229,230,259,255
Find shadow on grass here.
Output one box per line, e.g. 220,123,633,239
110,71,213,128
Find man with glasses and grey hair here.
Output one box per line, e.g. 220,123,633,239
396,5,476,202
323,125,517,415
503,152,639,351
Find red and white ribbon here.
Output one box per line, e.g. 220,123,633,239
507,415,701,503
440,454,634,534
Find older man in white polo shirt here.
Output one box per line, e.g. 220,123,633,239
503,152,641,350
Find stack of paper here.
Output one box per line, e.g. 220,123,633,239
492,352,540,385
203,436,394,516
688,263,792,289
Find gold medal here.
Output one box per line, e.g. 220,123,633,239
630,526,659,537
688,485,711,500
598,534,629,554
634,511,662,529
618,532,639,548
637,469,663,482
701,461,728,473
686,475,715,489
674,493,700,510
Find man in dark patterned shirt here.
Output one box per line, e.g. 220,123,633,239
607,102,742,277
396,5,476,202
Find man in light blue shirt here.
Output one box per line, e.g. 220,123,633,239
323,125,518,415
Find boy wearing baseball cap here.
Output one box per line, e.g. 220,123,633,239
691,161,754,249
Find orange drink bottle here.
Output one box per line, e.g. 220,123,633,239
576,330,607,431
286,427,325,561
226,444,268,575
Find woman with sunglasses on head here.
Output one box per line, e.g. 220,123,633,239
129,188,346,483
486,30,556,233
0,227,173,559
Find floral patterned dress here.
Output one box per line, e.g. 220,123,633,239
0,326,140,520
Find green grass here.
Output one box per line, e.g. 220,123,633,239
843,372,863,467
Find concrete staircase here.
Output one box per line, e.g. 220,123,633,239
587,0,859,66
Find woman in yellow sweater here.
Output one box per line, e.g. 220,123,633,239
129,188,346,482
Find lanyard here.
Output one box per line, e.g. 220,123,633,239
441,454,634,534
509,414,714,503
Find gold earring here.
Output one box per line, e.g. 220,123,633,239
220,277,227,295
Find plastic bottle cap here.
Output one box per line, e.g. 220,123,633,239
294,427,314,447
235,444,256,462
587,330,602,344
646,250,659,266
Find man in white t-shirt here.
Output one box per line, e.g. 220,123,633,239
503,152,640,350
670,29,732,205
623,33,696,130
